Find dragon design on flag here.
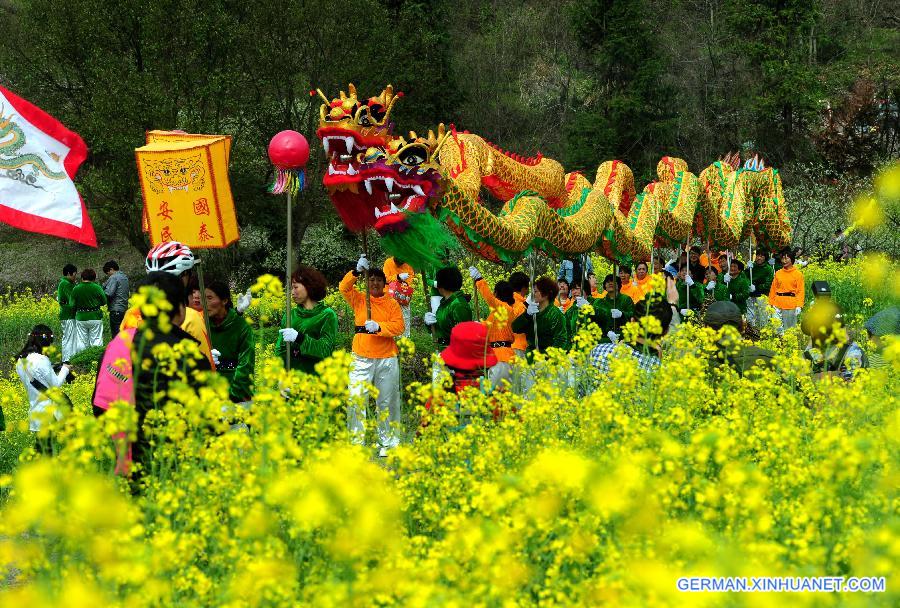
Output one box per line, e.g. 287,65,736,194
0,105,67,186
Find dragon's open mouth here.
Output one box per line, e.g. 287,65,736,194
318,127,387,186
365,174,430,232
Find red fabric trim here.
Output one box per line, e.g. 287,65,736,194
0,85,95,247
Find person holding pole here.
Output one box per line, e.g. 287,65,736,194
424,267,473,351
591,274,635,343
511,276,569,357
723,259,751,314
276,265,338,374
676,264,704,319
340,255,405,456
56,264,78,362
469,266,516,389
745,248,774,329
206,281,255,404
120,242,216,369
507,271,530,359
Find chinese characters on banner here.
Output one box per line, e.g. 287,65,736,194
135,131,238,248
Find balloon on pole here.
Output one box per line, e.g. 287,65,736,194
268,130,309,370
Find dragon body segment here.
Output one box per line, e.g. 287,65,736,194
316,84,792,266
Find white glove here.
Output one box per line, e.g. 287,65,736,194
468,266,481,281
680,309,690,317
797,260,808,267
236,289,252,313
607,331,619,344
749,284,756,292
768,257,775,266
575,296,589,308
747,261,754,269
631,280,638,287
356,254,369,273
279,328,298,343
611,308,623,319
795,307,802,315
398,272,410,281
706,281,716,291
723,273,732,284
684,275,694,286
527,302,540,315
211,349,221,366
60,364,71,379
423,312,437,326
364,319,380,333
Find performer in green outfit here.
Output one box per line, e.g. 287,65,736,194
71,268,107,356
704,267,730,302
744,249,775,328
723,259,752,314
511,276,570,356
676,265,705,318
276,265,338,374
423,266,473,349
591,274,635,343
206,281,255,403
56,263,78,361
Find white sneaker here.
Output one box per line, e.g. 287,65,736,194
378,446,388,458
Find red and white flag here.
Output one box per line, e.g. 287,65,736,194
0,85,96,246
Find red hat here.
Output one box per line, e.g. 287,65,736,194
440,321,497,371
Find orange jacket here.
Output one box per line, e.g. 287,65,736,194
769,266,805,310
699,252,723,273
475,279,515,363
619,280,641,304
383,258,415,285
633,275,654,301
121,305,215,368
512,292,528,351
555,296,574,313
339,271,405,358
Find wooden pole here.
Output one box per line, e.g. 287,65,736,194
362,230,372,320
195,259,213,342
285,190,293,369
470,254,481,321
529,252,539,352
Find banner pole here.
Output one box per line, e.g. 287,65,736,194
362,230,372,320
285,190,293,370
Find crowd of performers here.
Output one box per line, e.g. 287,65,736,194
9,240,892,473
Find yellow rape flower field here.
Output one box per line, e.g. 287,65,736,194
0,258,898,607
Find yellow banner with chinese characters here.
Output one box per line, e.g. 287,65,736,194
135,133,238,248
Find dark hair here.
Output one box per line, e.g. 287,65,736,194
780,247,796,264
143,271,188,313
436,267,463,292
730,259,745,272
690,246,702,255
291,264,327,302
494,280,514,305
103,260,119,273
206,280,233,309
18,324,54,359
619,265,632,275
508,271,529,292
641,300,673,336
603,274,621,289
63,264,77,276
368,268,387,283
187,275,200,293
756,248,769,260
557,278,570,288
81,268,96,282
636,261,649,272
534,276,559,301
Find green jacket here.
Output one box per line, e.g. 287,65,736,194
434,291,473,346
711,281,730,302
727,273,752,313
676,280,705,311
71,282,107,321
745,263,773,298
276,302,338,374
511,304,569,355
565,300,595,339
591,293,634,340
210,308,255,403
57,278,76,320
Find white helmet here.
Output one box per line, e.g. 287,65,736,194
146,241,195,275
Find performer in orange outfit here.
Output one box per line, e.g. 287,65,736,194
769,248,805,333
507,271,530,359
469,266,516,389
383,256,415,338
340,255,406,456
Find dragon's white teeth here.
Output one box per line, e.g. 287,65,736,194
347,164,357,176
323,139,330,155
374,207,383,219
364,179,373,195
328,164,336,175
412,185,425,196
390,202,400,214
343,136,354,155
385,178,394,192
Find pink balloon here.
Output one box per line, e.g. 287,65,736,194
268,130,310,169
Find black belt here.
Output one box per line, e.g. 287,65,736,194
217,358,238,371
354,325,379,334
77,306,101,312
490,340,512,348
776,292,796,297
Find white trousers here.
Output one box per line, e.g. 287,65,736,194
74,319,103,356
348,354,401,449
777,307,799,333
746,296,769,330
401,305,411,338
487,361,512,391
60,319,78,361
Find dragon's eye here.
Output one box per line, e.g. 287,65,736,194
180,168,186,174
367,102,386,123
398,145,428,166
163,169,170,175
